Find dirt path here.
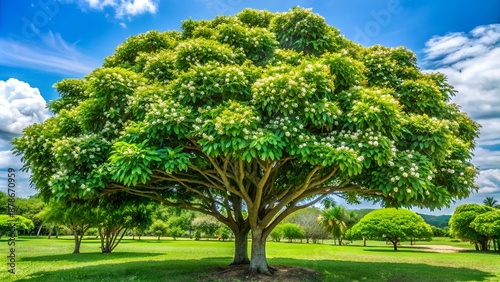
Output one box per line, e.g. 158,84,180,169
407,244,472,253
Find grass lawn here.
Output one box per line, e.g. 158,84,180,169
1,236,499,281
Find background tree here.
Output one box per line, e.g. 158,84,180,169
12,7,480,274
318,206,358,245
280,223,305,243
192,216,221,240
348,208,432,250
269,225,284,242
0,192,45,236
216,225,232,241
431,226,450,237
35,199,94,253
150,219,168,240
0,215,34,239
483,197,500,208
449,204,494,251
470,210,500,252
284,208,328,243
96,193,155,253
166,214,192,239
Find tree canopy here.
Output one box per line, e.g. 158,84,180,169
449,204,495,250
347,208,432,250
12,7,479,274
0,215,34,239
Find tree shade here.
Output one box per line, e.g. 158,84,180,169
13,7,479,274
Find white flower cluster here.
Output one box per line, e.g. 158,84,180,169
178,41,238,66
147,99,187,125
88,71,145,99
265,116,302,139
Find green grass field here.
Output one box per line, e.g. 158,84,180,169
1,236,499,282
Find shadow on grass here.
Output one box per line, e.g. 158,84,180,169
361,248,435,254
20,252,163,262
15,257,232,282
13,256,495,282
268,258,495,282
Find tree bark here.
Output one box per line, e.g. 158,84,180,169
363,237,366,247
73,230,81,254
248,228,271,275
481,239,488,251
36,224,44,238
393,241,398,251
231,229,250,265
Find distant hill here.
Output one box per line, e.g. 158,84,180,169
417,213,451,228
348,209,451,228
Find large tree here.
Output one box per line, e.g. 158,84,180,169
13,7,479,274
470,210,500,252
348,208,432,250
449,204,494,250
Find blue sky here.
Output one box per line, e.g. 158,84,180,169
0,0,499,215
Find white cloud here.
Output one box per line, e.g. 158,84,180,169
475,169,500,194
0,31,100,76
0,79,50,198
0,78,52,134
78,0,158,18
422,24,500,177
406,24,500,213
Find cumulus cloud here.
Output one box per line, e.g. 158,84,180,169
422,24,500,167
0,78,52,135
422,24,500,208
0,79,50,198
78,0,158,18
475,169,500,194
422,24,500,121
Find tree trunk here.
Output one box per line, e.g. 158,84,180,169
55,225,59,239
47,226,52,239
481,239,488,251
231,230,250,265
73,230,81,254
248,228,271,275
392,241,398,251
363,237,366,247
36,224,44,238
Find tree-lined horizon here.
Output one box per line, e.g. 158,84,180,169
13,7,480,275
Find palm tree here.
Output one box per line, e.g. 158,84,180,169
483,197,500,208
318,206,358,245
